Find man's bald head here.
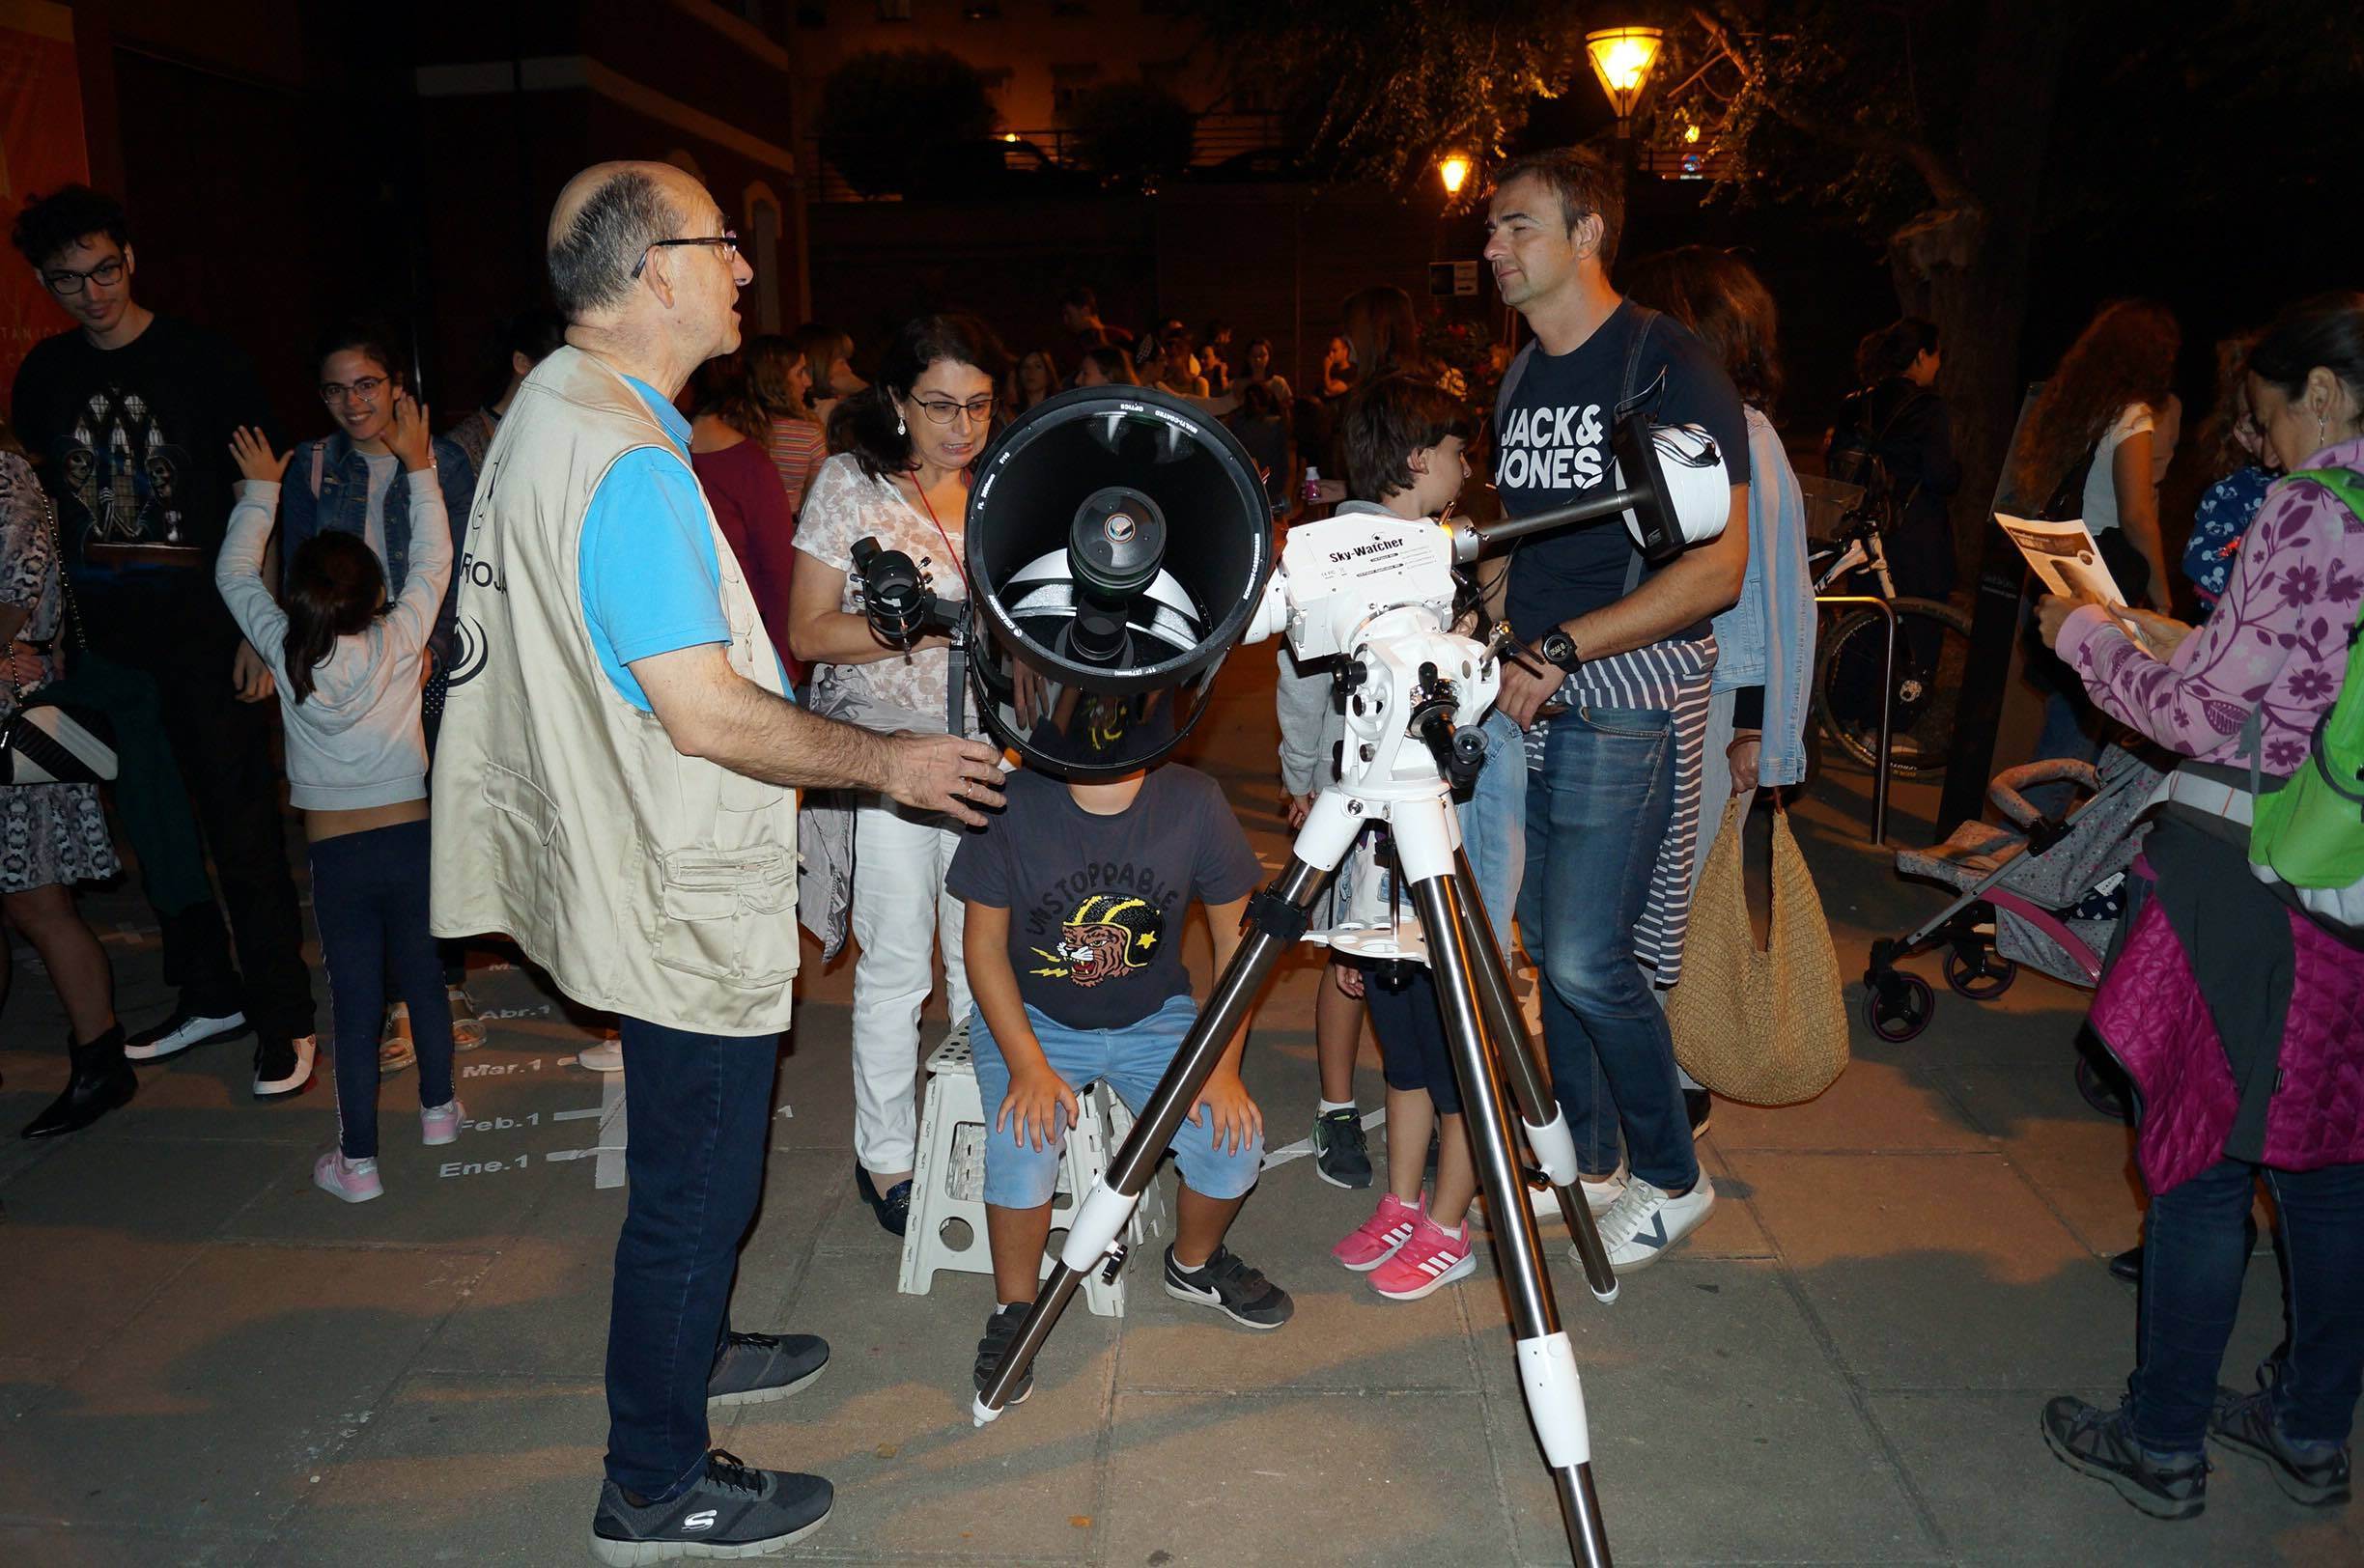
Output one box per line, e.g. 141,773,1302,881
547,161,697,322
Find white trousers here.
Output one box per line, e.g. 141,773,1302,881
849,800,971,1174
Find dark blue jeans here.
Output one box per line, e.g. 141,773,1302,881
1519,706,1698,1193
309,820,452,1160
605,1018,778,1500
2130,1157,2364,1455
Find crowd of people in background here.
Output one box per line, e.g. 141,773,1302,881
2,141,2359,1555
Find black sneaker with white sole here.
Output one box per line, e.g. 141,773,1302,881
1163,1244,1294,1330
251,1035,317,1099
706,1330,828,1409
590,1449,831,1565
1311,1107,1372,1189
973,1302,1034,1404
123,1005,248,1062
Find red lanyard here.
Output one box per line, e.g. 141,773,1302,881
906,473,971,594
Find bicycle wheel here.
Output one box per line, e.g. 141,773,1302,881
1814,597,1971,778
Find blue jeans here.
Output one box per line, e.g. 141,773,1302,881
969,994,1264,1208
605,1018,779,1500
309,820,453,1160
1461,707,1526,950
1519,706,1698,1192
2130,1158,2364,1455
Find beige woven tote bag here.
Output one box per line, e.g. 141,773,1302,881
1667,797,1849,1106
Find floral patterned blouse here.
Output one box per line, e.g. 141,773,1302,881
2060,434,2364,776
2180,463,2275,617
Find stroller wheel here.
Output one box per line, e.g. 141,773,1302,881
2075,1053,2131,1121
1943,945,2019,1000
1864,970,1935,1043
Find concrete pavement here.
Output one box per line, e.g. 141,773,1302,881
1,658,2355,1566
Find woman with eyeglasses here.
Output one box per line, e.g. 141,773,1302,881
788,313,1009,1237
281,318,476,1073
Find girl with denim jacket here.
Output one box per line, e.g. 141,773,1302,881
284,320,479,1068
282,321,474,695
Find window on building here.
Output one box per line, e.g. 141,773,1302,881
877,0,912,20
1052,61,1102,116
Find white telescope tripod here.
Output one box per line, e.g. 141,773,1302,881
966,410,1731,1568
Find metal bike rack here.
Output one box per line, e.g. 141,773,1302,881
1814,594,1899,846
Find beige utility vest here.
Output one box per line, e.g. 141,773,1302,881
430,346,799,1035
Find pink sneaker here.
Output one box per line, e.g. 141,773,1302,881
1333,1191,1423,1273
314,1149,383,1203
1369,1215,1476,1301
420,1099,464,1146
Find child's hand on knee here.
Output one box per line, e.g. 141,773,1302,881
1190,1069,1263,1155
998,1062,1078,1151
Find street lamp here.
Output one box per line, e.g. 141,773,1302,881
1584,25,1663,137
1437,152,1472,198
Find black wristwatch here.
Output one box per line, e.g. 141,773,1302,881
1537,629,1583,672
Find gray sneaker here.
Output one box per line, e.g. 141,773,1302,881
2040,1396,2206,1520
590,1449,830,1564
706,1330,828,1409
1311,1107,1372,1189
2210,1380,2351,1505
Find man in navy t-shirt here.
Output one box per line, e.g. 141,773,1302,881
1481,148,1751,1276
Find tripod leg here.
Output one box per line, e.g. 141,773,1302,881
1411,871,1613,1568
972,856,1328,1424
1449,849,1618,1304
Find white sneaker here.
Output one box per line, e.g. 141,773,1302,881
1597,1173,1715,1275
252,1035,318,1099
576,1039,624,1073
1579,1163,1627,1215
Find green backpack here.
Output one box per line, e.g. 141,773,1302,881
2245,466,2364,929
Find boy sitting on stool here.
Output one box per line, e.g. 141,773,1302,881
948,748,1292,1400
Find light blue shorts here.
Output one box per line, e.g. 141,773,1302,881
968,994,1265,1208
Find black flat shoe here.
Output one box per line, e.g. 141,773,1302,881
854,1164,912,1237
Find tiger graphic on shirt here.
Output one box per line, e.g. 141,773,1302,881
1028,893,1165,988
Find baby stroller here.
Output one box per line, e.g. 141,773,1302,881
1863,743,2168,1099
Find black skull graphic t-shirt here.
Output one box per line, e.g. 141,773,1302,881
947,764,1264,1030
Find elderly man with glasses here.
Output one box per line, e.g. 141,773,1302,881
9,183,320,1103
429,161,1005,1562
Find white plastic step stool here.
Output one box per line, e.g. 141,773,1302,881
898,1021,1168,1316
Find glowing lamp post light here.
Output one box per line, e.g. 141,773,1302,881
1584,25,1663,138
1437,152,1472,198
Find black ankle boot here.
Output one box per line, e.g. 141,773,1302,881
22,1024,135,1138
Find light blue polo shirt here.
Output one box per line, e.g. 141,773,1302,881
578,377,789,709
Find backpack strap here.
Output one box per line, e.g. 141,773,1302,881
1616,306,1661,417
309,442,324,500
1618,306,1661,597
1493,339,1536,435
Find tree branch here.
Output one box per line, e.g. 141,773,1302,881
1687,5,1977,211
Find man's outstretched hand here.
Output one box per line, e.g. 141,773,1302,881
885,731,1006,827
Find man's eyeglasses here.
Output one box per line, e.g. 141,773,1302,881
632,231,740,281
910,394,998,426
320,376,389,406
41,257,126,296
